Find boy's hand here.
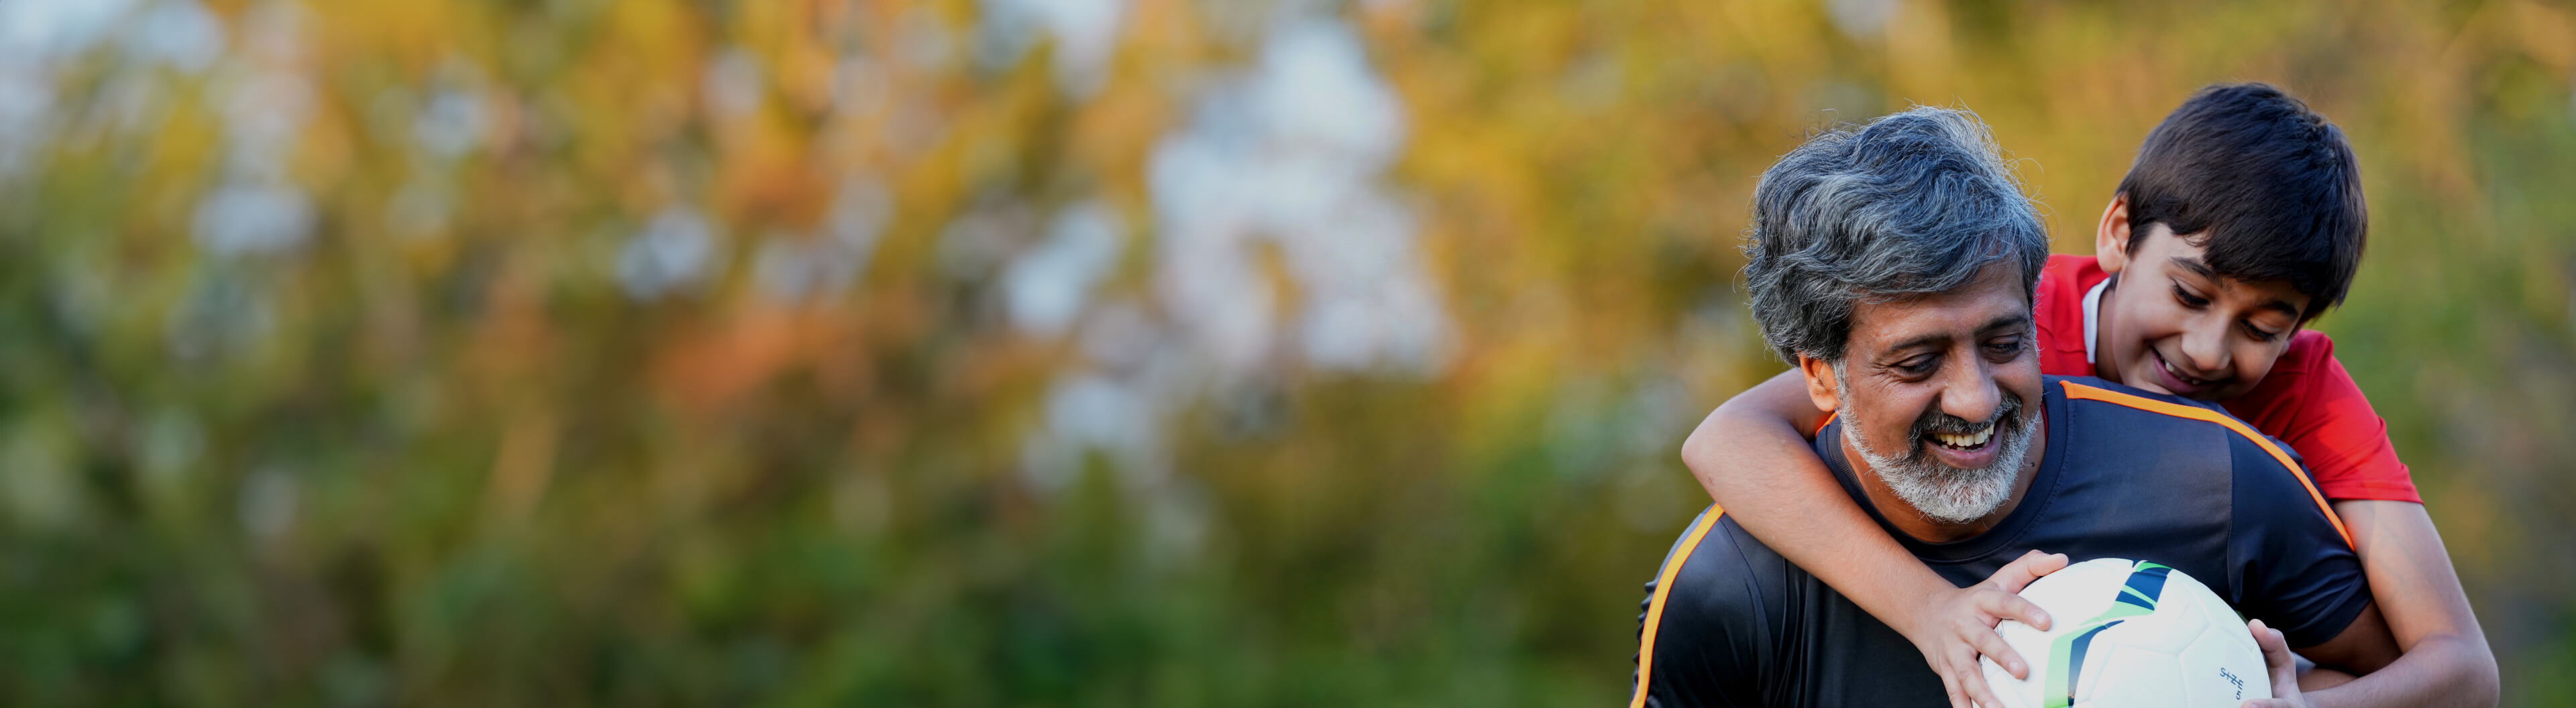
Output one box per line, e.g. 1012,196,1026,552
1909,550,2067,708
2242,618,2313,708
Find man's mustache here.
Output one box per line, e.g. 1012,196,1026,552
1902,391,2025,459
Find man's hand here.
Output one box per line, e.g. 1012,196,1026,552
1907,549,2068,708
2243,618,2312,708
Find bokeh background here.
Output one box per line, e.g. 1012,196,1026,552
2,0,2572,704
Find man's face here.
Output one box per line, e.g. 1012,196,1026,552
2097,224,2312,402
1807,261,2045,524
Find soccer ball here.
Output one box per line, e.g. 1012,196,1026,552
1976,558,2270,708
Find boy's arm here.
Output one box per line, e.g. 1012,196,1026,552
2233,338,2494,705
1682,369,2062,708
2288,501,2499,707
2228,434,2489,707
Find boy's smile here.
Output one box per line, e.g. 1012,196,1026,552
2094,221,2314,402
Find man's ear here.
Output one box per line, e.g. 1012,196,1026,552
1796,355,1841,416
2094,193,2135,274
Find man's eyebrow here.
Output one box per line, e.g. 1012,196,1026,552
1874,314,2029,359
1877,332,1951,357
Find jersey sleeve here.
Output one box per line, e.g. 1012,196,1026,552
2224,433,2375,648
1633,512,1780,708
2032,254,2100,377
2226,332,2422,503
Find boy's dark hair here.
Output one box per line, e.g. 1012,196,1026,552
2116,82,2365,322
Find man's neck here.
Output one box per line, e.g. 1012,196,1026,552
1841,401,2050,544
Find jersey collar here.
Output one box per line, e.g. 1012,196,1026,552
2082,276,2110,365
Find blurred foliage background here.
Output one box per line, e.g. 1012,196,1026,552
0,0,2572,704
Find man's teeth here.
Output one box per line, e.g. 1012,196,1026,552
1933,428,1994,449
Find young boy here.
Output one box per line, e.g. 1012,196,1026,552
1678,84,2497,707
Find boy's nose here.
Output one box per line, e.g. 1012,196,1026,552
2179,322,2232,377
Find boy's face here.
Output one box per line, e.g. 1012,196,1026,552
2096,221,2314,402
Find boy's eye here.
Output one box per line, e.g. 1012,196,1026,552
2171,282,2211,308
2242,322,2283,343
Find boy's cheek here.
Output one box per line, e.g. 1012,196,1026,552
2218,344,2290,398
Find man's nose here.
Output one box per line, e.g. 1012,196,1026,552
1939,357,2002,424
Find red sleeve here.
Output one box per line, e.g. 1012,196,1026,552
2221,332,2422,504
2032,255,2100,377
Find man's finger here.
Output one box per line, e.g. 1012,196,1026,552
2249,620,2299,693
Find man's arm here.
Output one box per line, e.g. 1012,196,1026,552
2246,605,2395,708
1682,370,2057,708
2288,501,2498,707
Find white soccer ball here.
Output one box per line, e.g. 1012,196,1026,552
1976,557,2271,708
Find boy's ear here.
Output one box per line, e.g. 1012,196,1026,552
2095,193,2134,274
1796,355,1842,415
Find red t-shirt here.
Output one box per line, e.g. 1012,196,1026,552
2033,254,2421,504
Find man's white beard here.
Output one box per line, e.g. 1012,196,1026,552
1839,397,2035,526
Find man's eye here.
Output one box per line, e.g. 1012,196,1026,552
2172,283,2211,308
1896,357,1938,376
1985,339,2024,358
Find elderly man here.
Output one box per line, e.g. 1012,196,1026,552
1627,107,2400,707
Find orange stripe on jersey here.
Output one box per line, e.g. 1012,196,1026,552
1629,506,1726,708
1812,411,1838,438
2058,380,2354,548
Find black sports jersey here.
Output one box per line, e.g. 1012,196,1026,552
1629,376,2371,708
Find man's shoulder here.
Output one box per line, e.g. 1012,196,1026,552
2048,376,2312,488
2040,381,2366,646
2047,377,2344,537
1650,510,1792,628
1635,508,1796,707
2051,375,2243,437
2052,377,2291,457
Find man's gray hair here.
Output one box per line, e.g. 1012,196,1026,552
1743,106,2049,363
